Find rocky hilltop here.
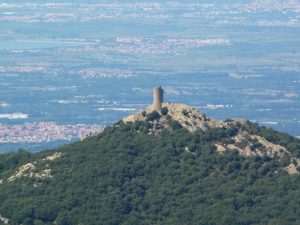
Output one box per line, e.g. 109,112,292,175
124,103,300,175
124,103,225,132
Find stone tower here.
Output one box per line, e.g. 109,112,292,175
153,86,164,112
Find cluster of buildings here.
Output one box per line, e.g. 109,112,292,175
61,37,232,56
0,66,46,73
76,68,134,79
0,122,103,143
1,1,299,23
236,0,300,12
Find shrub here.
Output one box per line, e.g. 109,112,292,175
169,120,182,130
146,111,161,121
161,107,169,115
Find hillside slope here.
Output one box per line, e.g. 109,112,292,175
1,104,300,225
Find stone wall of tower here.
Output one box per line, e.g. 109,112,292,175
153,86,163,112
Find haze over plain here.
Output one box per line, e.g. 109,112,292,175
0,0,299,151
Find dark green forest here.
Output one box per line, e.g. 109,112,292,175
0,119,300,225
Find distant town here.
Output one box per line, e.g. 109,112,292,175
0,122,103,143
0,0,299,151
0,1,299,24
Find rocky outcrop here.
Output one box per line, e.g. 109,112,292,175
0,214,9,224
284,163,300,175
123,103,300,175
44,152,63,161
5,152,63,183
215,130,300,174
123,103,226,132
8,162,37,182
8,162,53,182
215,131,288,157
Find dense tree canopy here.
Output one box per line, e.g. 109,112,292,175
0,120,300,225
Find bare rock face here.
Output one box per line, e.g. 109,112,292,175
123,103,226,132
0,214,9,224
215,130,300,174
215,131,289,158
4,152,63,184
284,163,300,175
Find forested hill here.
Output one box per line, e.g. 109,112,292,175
1,104,300,225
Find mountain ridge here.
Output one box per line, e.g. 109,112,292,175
124,103,300,174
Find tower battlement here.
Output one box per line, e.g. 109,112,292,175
153,86,164,112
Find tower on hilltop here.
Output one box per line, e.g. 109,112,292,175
153,86,164,112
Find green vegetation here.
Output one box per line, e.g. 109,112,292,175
0,121,300,225
168,120,182,130
161,107,169,115
146,111,161,121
